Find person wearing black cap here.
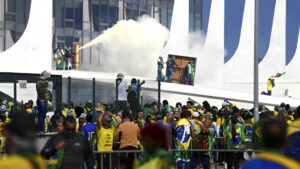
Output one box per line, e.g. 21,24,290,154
41,116,95,169
0,112,47,169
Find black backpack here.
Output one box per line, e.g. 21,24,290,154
193,132,209,149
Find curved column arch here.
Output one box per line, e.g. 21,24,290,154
194,0,224,88
224,0,254,85
259,0,286,81
0,0,53,73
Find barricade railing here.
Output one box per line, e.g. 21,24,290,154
0,148,261,169
92,149,261,169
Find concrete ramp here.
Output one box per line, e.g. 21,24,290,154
52,70,300,108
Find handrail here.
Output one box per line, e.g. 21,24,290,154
92,149,261,154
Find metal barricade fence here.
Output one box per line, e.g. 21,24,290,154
0,149,260,169
0,136,256,169
92,149,261,169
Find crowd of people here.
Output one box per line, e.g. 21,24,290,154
0,94,299,169
0,73,299,169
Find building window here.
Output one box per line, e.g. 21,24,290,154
160,8,167,27
5,0,16,22
92,3,100,31
101,1,108,23
74,1,83,29
66,7,74,19
109,6,118,27
65,21,74,28
6,0,16,13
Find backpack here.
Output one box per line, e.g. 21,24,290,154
193,132,209,149
127,90,138,104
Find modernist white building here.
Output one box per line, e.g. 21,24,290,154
0,0,300,107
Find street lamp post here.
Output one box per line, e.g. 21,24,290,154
254,0,259,122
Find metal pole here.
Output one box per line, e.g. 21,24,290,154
101,153,104,169
93,78,96,115
115,79,119,114
68,76,71,108
109,153,112,169
13,79,17,110
158,80,161,114
137,80,141,109
254,0,259,122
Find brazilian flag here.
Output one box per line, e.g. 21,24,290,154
275,72,285,78
48,149,64,169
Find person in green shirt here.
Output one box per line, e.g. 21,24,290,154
163,100,172,113
224,114,246,169
143,104,153,120
252,111,274,150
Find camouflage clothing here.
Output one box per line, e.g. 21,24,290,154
36,79,48,101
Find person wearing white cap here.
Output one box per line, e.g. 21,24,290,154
193,111,200,118
191,111,202,169
116,73,128,112
222,101,230,107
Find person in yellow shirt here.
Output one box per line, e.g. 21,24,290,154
261,77,274,96
261,73,285,96
0,121,6,159
0,112,47,169
96,111,120,169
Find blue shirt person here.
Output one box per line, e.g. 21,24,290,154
81,114,97,150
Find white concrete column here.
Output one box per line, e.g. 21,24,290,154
259,0,286,81
194,0,224,88
0,0,53,73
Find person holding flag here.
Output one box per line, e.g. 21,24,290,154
261,72,285,96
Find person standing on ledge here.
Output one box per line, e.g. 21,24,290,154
157,56,165,81
166,56,178,83
36,71,51,134
55,45,65,70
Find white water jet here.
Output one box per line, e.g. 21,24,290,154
80,16,169,78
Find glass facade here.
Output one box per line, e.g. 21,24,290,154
0,0,203,66
189,0,202,32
